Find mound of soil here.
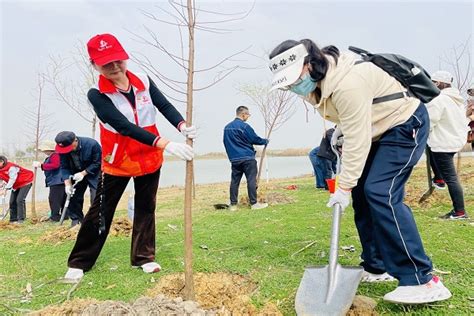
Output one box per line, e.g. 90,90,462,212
39,218,133,244
0,221,21,231
238,192,294,207
347,295,378,316
29,298,99,316
148,272,282,315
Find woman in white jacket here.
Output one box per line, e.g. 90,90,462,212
268,39,451,304
427,71,469,219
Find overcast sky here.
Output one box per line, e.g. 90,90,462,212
1,0,472,155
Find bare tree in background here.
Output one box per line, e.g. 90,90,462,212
46,41,98,137
24,73,52,219
239,85,298,185
440,36,472,92
131,0,254,300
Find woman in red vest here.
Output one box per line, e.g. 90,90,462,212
0,155,34,223
64,33,196,282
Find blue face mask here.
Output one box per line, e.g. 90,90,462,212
289,74,317,96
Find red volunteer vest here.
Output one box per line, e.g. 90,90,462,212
0,162,34,190
97,71,164,177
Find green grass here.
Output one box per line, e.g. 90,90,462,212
0,161,473,315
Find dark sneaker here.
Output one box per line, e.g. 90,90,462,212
439,210,468,220
432,180,446,190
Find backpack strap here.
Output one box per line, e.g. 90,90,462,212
353,61,413,104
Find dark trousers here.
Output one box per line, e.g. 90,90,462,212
9,183,32,222
67,178,97,222
230,159,258,205
352,104,433,286
309,147,336,188
430,151,465,211
49,184,66,221
428,147,443,182
68,169,160,271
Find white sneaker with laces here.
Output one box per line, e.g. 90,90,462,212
383,276,452,304
228,204,238,211
133,262,161,273
361,271,396,282
64,268,84,283
251,202,268,210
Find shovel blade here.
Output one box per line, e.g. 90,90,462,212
295,265,363,316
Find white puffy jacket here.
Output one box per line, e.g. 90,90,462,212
426,87,469,152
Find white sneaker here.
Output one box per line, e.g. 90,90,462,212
383,276,452,304
361,271,396,282
228,204,238,212
251,202,268,210
63,268,84,283
133,262,161,273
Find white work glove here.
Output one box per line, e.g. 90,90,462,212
327,188,351,210
72,172,85,182
164,142,194,161
65,185,73,195
180,125,197,139
331,127,343,147
32,161,41,168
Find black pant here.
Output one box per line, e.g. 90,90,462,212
428,147,443,181
68,169,161,271
49,184,66,221
430,151,465,211
230,159,258,205
67,179,97,222
9,183,32,222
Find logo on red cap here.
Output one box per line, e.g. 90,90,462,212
98,40,112,52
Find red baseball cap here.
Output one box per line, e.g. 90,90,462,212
87,33,129,66
55,131,77,154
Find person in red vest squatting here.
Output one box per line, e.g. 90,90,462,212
63,33,196,282
268,40,451,304
0,155,34,223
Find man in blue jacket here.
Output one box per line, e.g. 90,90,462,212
223,106,269,211
55,131,101,227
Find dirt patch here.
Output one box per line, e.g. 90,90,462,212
39,218,133,244
347,295,378,315
147,272,282,315
238,191,294,207
0,221,21,231
29,298,99,316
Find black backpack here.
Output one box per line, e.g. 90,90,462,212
349,46,440,104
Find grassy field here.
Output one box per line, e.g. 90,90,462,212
0,158,473,315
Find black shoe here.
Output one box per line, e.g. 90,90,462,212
439,210,468,220
70,219,81,227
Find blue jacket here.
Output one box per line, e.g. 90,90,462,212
43,153,63,187
59,137,101,189
223,118,268,162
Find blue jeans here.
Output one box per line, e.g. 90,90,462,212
352,104,433,286
309,147,335,188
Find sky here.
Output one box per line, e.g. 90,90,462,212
0,0,473,155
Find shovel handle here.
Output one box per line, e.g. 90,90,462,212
328,203,342,269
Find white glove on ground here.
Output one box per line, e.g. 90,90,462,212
180,125,197,139
327,188,351,210
65,185,73,195
165,142,194,161
72,172,85,182
32,161,41,168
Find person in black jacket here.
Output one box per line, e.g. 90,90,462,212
55,131,101,227
308,127,338,189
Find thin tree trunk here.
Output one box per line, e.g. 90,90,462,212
183,0,195,301
256,145,268,187
91,115,97,138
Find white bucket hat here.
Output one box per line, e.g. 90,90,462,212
431,70,453,84
269,43,308,91
38,140,56,152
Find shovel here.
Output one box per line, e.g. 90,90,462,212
418,147,434,203
295,203,363,315
295,135,363,315
59,176,77,225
